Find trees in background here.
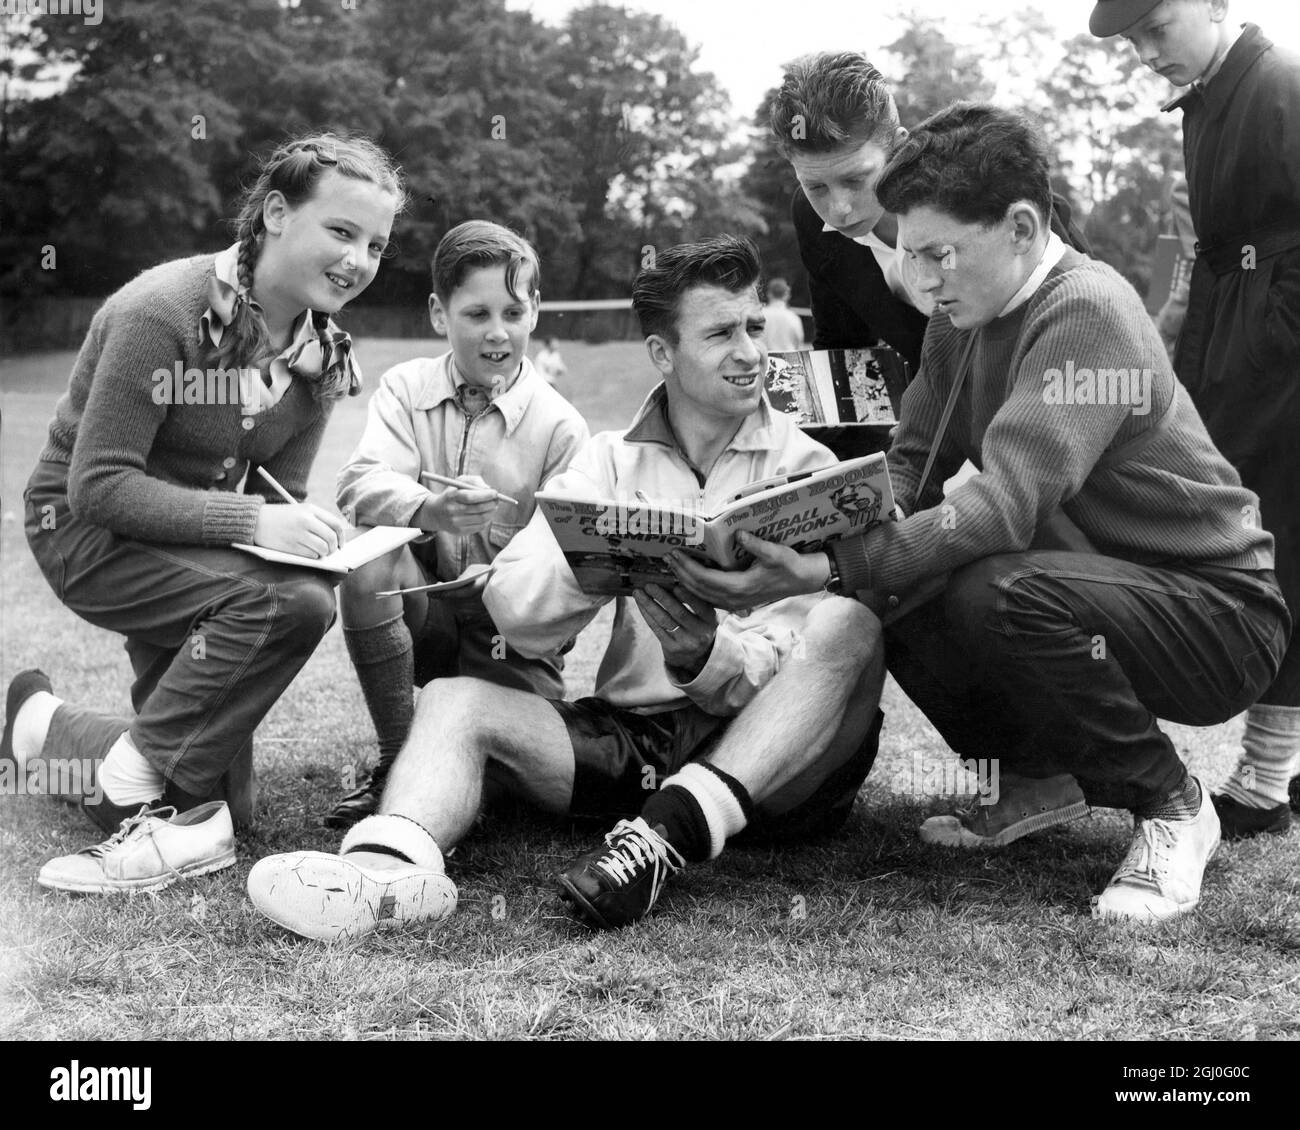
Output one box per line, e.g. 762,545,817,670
3,1,1185,318
745,12,1184,308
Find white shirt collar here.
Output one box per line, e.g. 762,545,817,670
997,231,1068,318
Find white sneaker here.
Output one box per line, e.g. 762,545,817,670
1093,778,1220,923
37,802,236,894
247,851,457,943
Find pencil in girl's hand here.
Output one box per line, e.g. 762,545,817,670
420,471,518,507
257,465,299,505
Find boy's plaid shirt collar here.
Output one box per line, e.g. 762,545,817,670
413,352,539,435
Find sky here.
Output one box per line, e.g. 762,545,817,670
507,0,1300,118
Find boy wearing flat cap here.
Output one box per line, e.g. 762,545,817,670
1092,0,1300,838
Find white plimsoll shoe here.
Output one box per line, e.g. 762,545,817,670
246,813,456,943
37,801,236,894
1093,777,1220,923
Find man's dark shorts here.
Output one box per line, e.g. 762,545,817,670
551,697,884,842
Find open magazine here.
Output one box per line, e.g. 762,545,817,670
766,347,910,459
536,454,894,596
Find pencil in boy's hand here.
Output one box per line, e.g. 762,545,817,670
420,471,518,508
256,465,299,505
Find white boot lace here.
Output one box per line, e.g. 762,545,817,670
1112,817,1176,892
593,819,684,896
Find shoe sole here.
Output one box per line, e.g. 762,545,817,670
920,799,1090,848
1,669,52,769
36,849,237,895
247,853,456,943
556,874,615,930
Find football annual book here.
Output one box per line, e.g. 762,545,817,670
535,454,894,596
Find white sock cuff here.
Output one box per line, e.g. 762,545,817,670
97,731,165,806
342,813,445,873
12,690,62,767
666,762,747,860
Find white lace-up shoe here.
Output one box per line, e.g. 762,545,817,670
1093,778,1220,923
37,802,236,894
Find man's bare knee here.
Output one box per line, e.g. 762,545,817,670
412,676,498,735
800,596,882,675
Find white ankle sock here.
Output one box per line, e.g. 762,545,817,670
96,732,165,806
12,690,61,767
1220,704,1300,808
664,762,748,859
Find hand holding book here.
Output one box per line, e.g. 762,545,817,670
633,582,718,676
667,533,832,612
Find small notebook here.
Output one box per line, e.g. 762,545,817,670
233,525,422,575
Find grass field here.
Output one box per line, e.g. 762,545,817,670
0,340,1297,1042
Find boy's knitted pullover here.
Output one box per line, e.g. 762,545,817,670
831,249,1274,597
38,254,332,546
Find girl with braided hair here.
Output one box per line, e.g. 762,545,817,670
3,132,405,893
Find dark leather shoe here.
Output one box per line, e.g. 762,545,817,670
324,783,381,830
1290,775,1300,816
557,817,684,929
1211,793,1292,841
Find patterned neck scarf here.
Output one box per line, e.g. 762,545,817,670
200,244,362,402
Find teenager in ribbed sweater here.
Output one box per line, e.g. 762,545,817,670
1,134,405,894
673,105,1288,923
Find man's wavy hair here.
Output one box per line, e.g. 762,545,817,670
876,102,1054,229
632,236,762,344
769,51,899,157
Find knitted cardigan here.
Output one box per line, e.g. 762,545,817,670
38,254,334,546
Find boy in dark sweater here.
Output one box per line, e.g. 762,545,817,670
1090,0,1300,837
672,104,1288,923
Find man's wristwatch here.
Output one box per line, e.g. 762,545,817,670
822,552,844,595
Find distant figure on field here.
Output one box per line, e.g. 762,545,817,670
535,336,567,388
762,278,806,352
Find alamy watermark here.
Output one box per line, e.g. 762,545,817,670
0,757,102,803
0,0,102,25
152,363,262,414
911,753,1000,805
1042,360,1153,417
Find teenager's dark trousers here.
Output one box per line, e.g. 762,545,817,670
24,460,337,823
885,551,1289,811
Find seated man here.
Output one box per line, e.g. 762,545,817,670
246,236,884,941
672,105,1288,924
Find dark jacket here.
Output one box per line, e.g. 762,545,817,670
792,188,929,372
1164,23,1300,465
792,187,1092,376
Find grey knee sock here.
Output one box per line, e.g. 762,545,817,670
343,615,415,780
1220,703,1300,808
